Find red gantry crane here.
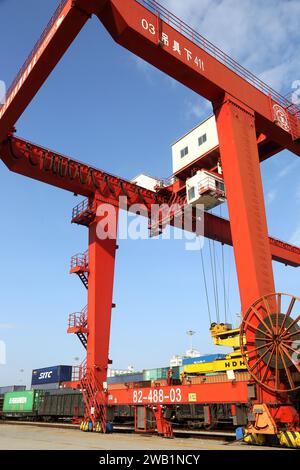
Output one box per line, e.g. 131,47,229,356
1,0,300,445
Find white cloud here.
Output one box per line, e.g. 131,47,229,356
266,189,277,205
133,56,155,84
277,160,298,179
289,228,300,246
161,0,300,94
0,323,16,329
135,1,300,122
185,97,212,120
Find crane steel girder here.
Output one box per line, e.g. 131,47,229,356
1,135,299,268
107,381,249,405
0,0,299,158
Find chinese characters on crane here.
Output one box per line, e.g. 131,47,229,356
141,18,205,72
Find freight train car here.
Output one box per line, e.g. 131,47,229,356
38,389,85,421
1,388,244,429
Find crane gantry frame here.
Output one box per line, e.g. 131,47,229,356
1,0,300,443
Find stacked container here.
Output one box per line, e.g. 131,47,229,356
143,366,182,381
0,385,26,395
31,365,72,390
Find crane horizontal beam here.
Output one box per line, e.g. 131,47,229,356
96,0,300,153
1,135,299,268
1,0,299,160
0,0,91,144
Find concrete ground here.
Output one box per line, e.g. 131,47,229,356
0,423,282,450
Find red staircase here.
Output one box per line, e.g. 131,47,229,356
81,368,107,433
70,251,89,289
67,305,88,349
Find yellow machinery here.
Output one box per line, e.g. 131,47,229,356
183,323,247,375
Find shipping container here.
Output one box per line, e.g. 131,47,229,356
143,366,181,381
182,354,226,365
0,385,26,395
31,365,72,385
107,373,143,385
3,390,42,413
31,382,62,391
38,390,84,418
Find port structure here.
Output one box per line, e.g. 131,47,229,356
1,0,300,443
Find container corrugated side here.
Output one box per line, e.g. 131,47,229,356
107,373,143,385
31,382,61,390
3,390,41,413
143,366,180,381
182,354,227,365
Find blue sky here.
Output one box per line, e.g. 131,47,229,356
0,0,299,387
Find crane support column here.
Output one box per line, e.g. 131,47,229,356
214,95,275,312
87,199,118,386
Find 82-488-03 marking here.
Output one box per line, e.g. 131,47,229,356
132,388,182,404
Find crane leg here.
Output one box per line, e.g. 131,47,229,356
214,95,300,442
83,199,118,430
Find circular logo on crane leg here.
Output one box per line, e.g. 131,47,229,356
273,104,290,132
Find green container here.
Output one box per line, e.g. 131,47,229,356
3,390,41,413
143,366,181,381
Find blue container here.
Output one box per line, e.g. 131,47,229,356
31,365,72,385
182,354,226,365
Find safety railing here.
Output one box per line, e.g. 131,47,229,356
198,175,225,198
158,175,179,188
6,0,68,101
136,0,300,116
70,251,89,271
72,358,87,382
68,306,88,328
72,198,96,220
269,236,300,254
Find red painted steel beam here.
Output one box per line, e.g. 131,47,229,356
1,135,300,268
97,0,300,155
214,96,275,311
107,382,249,405
0,135,165,207
87,202,118,384
0,0,106,145
202,213,300,269
1,0,299,159
214,95,277,403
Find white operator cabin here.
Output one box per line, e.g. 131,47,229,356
172,114,225,210
171,115,219,175
131,115,225,211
